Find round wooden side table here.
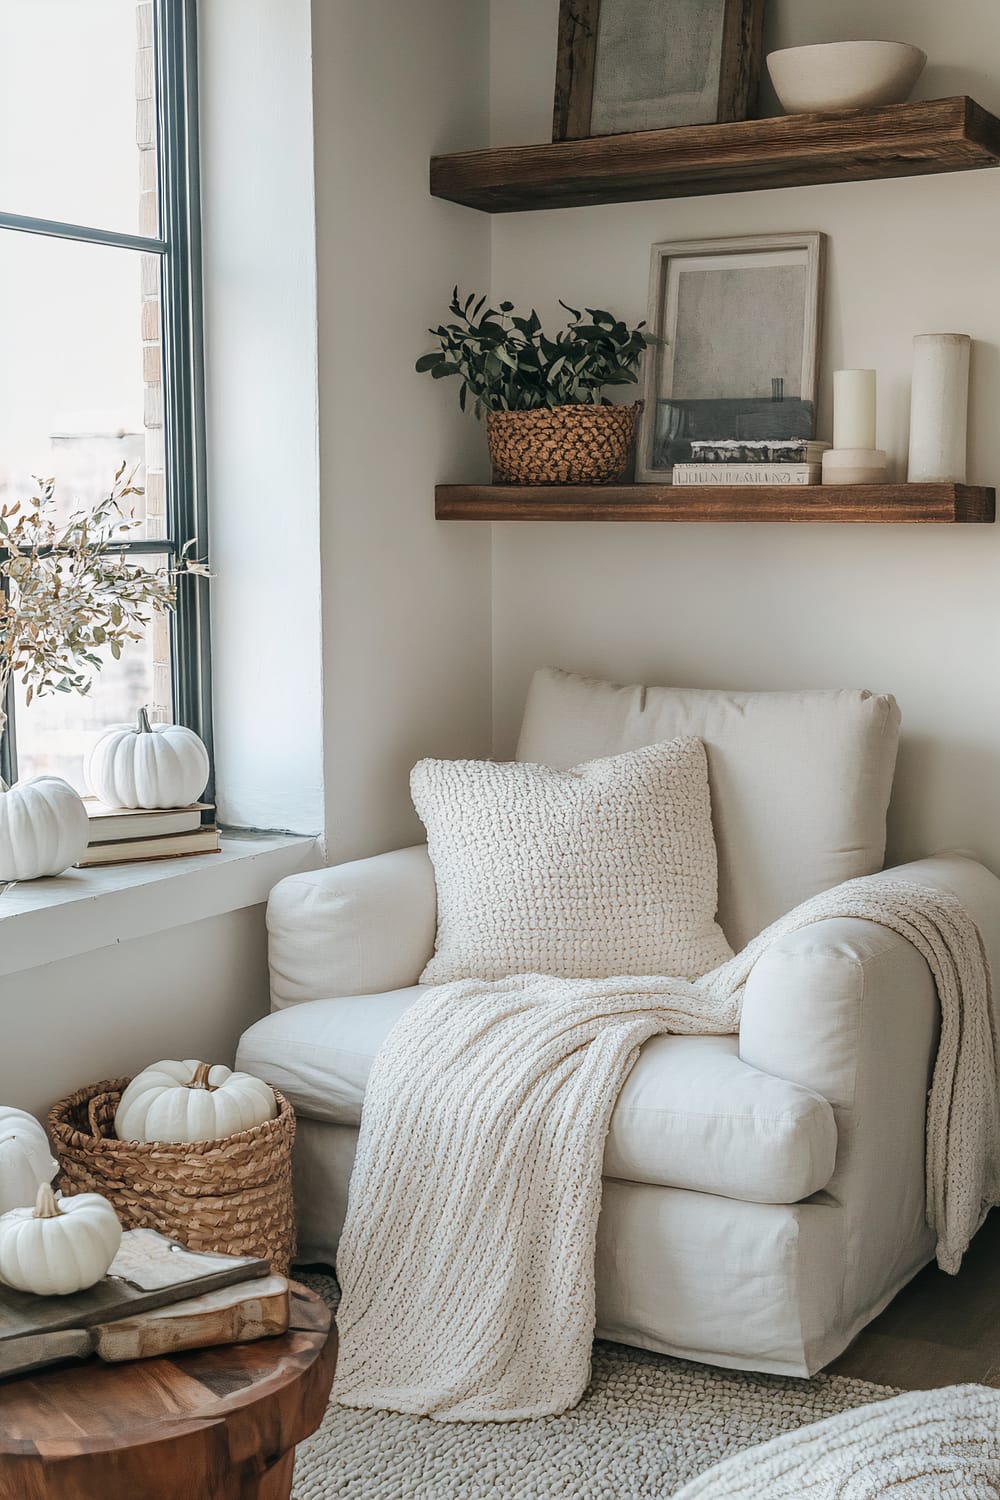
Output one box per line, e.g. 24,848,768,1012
0,1282,337,1500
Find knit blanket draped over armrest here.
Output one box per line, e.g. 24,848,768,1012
332,877,1000,1423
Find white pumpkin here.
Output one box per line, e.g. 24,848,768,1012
85,708,209,809
0,776,90,880
0,1107,57,1214
115,1060,277,1144
0,1182,122,1295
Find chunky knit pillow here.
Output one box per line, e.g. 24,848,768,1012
412,738,733,985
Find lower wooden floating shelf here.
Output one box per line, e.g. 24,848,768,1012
435,483,996,524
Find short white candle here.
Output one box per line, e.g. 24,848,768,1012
833,369,877,451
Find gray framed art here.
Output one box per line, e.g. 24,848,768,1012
552,0,766,141
636,232,826,483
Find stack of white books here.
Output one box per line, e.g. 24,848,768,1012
77,802,219,868
674,440,830,485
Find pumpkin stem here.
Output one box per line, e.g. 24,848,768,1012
33,1182,60,1219
189,1062,216,1091
136,705,154,735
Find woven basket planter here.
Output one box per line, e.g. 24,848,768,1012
49,1078,296,1274
486,402,642,485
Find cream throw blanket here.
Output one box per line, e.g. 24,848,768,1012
670,1383,1000,1498
333,877,1000,1423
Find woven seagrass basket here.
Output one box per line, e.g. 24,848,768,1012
49,1078,296,1274
486,402,642,485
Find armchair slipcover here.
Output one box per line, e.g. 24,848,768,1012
238,671,1000,1374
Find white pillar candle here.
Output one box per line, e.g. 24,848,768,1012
907,334,971,484
833,369,877,450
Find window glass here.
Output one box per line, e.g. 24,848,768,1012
0,232,165,541
0,0,157,238
0,230,172,785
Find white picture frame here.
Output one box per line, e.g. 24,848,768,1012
636,232,826,483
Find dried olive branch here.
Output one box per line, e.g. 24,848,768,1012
0,464,208,707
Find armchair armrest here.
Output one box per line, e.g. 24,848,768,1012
266,845,436,1008
739,854,1000,1106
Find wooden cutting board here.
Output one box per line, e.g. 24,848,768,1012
94,1274,289,1362
0,1275,289,1377
0,1230,271,1377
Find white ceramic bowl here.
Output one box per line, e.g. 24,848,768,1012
767,41,927,115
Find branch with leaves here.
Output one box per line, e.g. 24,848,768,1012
416,289,653,417
0,465,208,707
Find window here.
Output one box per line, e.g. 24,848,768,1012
0,0,210,795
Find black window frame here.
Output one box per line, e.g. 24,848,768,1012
0,0,212,796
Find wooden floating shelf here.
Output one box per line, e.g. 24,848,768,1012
430,96,1000,212
435,483,996,524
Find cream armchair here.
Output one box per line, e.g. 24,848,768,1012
238,669,1000,1376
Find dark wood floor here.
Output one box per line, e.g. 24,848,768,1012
829,1210,1000,1389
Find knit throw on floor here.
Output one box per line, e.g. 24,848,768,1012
332,877,1000,1423
669,1383,1000,1498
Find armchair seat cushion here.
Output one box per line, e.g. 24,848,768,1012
236,991,837,1205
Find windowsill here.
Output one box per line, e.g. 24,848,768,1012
0,832,321,979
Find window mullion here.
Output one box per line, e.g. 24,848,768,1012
0,210,166,258
156,0,213,799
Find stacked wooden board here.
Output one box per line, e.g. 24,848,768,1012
0,1229,289,1377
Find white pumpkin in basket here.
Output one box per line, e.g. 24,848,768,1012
115,1060,277,1144
0,1107,58,1214
0,1182,122,1295
85,708,209,810
0,776,90,880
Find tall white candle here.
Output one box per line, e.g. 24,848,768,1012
833,369,877,450
907,334,971,484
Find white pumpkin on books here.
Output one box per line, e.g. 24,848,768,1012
115,1060,277,1144
85,707,209,810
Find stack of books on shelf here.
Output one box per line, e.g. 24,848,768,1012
673,440,831,486
77,802,219,868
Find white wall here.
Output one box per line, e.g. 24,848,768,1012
488,0,1000,873
200,0,326,834
311,0,494,862
201,0,495,853
0,906,269,1121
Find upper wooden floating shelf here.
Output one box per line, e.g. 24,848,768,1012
435,483,996,525
430,96,1000,212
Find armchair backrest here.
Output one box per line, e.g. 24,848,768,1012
516,668,901,951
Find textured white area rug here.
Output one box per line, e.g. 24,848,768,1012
291,1274,899,1500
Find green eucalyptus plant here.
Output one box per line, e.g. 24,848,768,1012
416,289,652,417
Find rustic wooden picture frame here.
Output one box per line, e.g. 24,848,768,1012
636,232,826,483
552,0,767,142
